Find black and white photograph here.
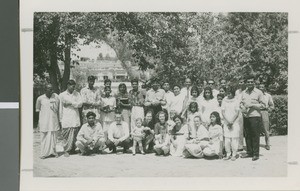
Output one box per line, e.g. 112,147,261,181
32,11,288,177
20,0,300,190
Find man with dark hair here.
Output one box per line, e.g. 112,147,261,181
106,111,131,153
59,79,83,157
240,75,265,161
129,79,146,129
207,79,219,98
258,83,275,150
76,111,106,155
144,78,166,118
162,81,174,115
80,76,102,123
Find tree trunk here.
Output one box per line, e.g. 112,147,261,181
61,33,71,92
49,50,60,93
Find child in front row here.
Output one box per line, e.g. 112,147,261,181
131,118,149,155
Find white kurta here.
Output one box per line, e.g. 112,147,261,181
59,90,83,128
169,93,185,115
199,98,219,124
221,97,241,138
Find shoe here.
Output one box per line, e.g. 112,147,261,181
141,151,145,155
223,156,231,160
241,153,253,158
265,145,270,150
231,155,238,161
132,153,136,156
252,156,259,161
237,148,243,152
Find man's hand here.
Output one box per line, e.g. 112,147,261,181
86,138,93,144
114,139,120,146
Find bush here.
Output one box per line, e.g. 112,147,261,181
269,95,288,135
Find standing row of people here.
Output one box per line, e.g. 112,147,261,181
36,75,274,162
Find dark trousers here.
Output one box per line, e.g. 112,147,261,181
244,117,262,157
105,138,131,151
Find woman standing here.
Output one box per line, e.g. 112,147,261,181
199,87,219,127
222,86,241,160
115,83,131,130
169,115,189,157
183,116,209,158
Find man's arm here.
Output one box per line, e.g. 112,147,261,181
72,92,83,108
76,126,89,144
119,123,130,142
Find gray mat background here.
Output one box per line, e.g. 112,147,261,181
0,0,20,190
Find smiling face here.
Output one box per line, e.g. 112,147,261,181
193,117,201,127
219,88,226,95
191,90,198,98
135,119,142,128
162,82,170,92
131,81,138,91
258,84,266,92
158,113,166,123
173,86,181,96
246,78,255,91
174,117,182,126
210,114,217,124
185,78,192,88
220,79,226,87
145,112,153,122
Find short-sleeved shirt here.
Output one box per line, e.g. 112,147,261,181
262,92,275,110
129,89,146,107
241,88,265,117
80,86,102,110
101,96,116,122
76,122,104,144
36,93,60,132
108,121,130,140
145,88,166,104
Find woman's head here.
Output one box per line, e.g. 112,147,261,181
190,86,200,98
226,86,236,99
118,83,127,93
173,115,183,126
219,86,227,96
203,87,214,100
173,84,181,96
189,102,199,113
157,111,167,123
210,111,221,125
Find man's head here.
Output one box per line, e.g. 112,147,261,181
67,80,76,93
258,83,266,92
104,86,111,97
104,79,112,87
87,76,96,88
207,79,215,89
131,79,139,91
245,74,255,91
185,78,192,88
115,111,123,124
86,111,96,126
162,82,170,92
152,79,159,91
45,84,54,97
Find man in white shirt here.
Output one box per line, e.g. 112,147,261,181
180,78,192,100
59,80,83,157
76,111,106,155
35,84,60,159
80,76,102,123
258,83,275,150
106,112,131,153
162,82,174,116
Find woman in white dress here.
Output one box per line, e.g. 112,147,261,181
169,115,189,157
221,86,241,161
199,87,219,127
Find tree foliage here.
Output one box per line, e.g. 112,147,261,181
34,12,288,94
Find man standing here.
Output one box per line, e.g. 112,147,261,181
59,80,83,157
144,79,166,118
106,111,131,153
240,75,265,161
36,84,60,159
258,83,275,150
180,78,192,100
76,111,106,155
80,76,102,123
161,81,175,116
129,79,146,130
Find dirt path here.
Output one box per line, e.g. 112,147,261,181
33,132,287,177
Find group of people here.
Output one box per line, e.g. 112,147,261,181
35,74,274,162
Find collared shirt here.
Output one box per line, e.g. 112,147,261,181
108,121,130,141
36,93,60,132
145,88,166,104
181,87,191,99
80,86,102,110
241,87,265,117
59,90,82,128
76,122,104,144
262,92,275,110
162,90,175,110
129,89,146,107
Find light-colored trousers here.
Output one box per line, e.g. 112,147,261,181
75,138,106,153
224,137,239,156
40,131,58,158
